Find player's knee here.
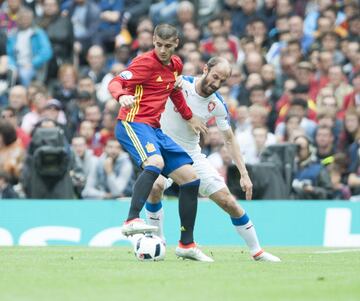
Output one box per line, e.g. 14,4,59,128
145,155,165,170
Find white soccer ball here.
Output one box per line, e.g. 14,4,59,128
134,233,166,261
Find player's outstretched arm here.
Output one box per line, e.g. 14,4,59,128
221,129,253,200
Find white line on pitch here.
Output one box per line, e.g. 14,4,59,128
314,249,360,254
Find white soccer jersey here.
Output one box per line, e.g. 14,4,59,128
160,76,230,153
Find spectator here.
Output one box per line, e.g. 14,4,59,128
315,125,336,166
97,63,125,104
52,64,78,105
0,106,30,148
326,65,353,109
342,72,360,113
70,135,98,198
338,108,360,153
149,0,178,26
276,98,317,141
292,135,333,200
200,15,239,60
275,112,302,143
251,126,269,164
66,0,101,64
84,104,102,131
122,0,152,37
80,45,108,85
329,162,351,200
82,138,134,199
347,142,360,199
78,119,103,156
0,30,14,106
288,15,313,54
0,0,21,34
8,85,30,125
236,104,276,164
97,0,124,52
37,0,74,82
42,98,67,127
229,0,262,38
7,7,53,86
0,170,19,199
0,120,25,183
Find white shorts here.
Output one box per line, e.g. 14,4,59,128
165,151,226,197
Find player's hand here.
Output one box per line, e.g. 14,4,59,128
240,173,253,200
119,95,136,109
187,115,208,135
174,76,183,90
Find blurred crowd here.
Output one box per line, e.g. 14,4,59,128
0,0,360,200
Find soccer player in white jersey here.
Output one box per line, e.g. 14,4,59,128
145,57,281,262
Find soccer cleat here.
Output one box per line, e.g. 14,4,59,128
253,250,281,262
175,243,214,262
121,218,158,236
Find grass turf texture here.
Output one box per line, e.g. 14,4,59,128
0,247,359,301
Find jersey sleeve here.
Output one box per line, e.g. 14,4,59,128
213,94,231,131
108,56,152,101
170,89,193,120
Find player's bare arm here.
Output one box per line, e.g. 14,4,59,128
221,129,253,200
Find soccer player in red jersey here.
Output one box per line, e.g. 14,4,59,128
108,24,213,261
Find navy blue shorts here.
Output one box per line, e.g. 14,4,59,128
115,120,193,176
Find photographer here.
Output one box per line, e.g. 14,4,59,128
82,138,134,199
22,119,74,199
292,135,333,200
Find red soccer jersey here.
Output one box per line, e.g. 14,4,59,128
108,50,192,128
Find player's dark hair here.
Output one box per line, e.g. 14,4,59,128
154,24,178,40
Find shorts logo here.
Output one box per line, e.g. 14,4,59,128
208,101,216,112
145,142,156,153
173,106,179,113
156,75,163,82
120,70,133,80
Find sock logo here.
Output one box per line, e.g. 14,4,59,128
149,217,160,221
180,226,186,232
246,224,254,230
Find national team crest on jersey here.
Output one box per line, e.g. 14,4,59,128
120,70,133,80
208,101,216,112
145,142,156,153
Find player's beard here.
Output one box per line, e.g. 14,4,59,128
200,74,217,97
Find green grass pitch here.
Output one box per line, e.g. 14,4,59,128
0,247,359,301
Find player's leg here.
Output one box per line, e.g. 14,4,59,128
209,188,280,262
115,121,163,235
145,175,168,241
169,165,213,262
193,154,280,262
159,130,213,262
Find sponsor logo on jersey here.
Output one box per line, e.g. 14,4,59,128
145,142,156,153
208,101,216,112
156,75,163,82
120,70,133,80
